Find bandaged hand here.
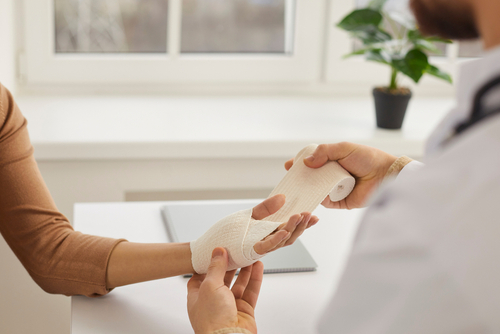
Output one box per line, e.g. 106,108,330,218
190,195,318,274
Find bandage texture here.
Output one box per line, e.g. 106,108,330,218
190,144,355,274
265,144,355,223
190,209,281,274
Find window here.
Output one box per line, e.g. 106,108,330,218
21,0,482,92
54,0,169,53
23,0,322,85
180,0,291,53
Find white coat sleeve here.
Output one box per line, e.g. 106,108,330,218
396,160,424,182
316,149,490,334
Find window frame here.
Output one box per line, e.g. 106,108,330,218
21,0,472,94
23,0,326,85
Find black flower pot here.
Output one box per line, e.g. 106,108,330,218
372,88,412,130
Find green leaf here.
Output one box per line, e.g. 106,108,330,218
351,27,392,44
342,47,376,59
407,29,423,41
426,64,453,83
408,29,452,44
424,36,453,44
366,49,391,65
392,49,429,83
338,9,383,31
414,39,442,54
368,0,388,11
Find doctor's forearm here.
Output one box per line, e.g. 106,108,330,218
106,242,194,289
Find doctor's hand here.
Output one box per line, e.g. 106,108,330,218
251,194,319,255
285,142,397,209
187,247,262,334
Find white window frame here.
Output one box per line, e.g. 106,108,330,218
22,0,326,86
21,0,473,94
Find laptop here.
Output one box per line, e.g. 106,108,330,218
160,199,317,276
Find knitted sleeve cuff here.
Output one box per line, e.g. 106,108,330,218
385,156,413,179
210,328,254,334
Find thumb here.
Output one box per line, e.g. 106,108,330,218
304,143,356,168
206,247,229,283
252,194,286,220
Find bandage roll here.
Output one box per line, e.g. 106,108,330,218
264,144,355,223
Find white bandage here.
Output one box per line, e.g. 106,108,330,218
264,144,355,223
190,144,355,274
190,208,281,274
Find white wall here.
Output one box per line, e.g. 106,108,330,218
0,0,16,92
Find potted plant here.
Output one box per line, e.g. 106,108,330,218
337,0,453,129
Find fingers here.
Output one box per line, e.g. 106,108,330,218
253,214,300,254
187,273,206,307
253,229,289,255
231,265,253,299
205,247,229,284
321,196,342,209
284,213,311,246
321,195,353,209
307,215,319,228
223,269,237,288
260,213,307,253
241,261,264,309
284,158,294,171
303,142,357,169
253,212,319,255
187,273,204,292
252,194,286,220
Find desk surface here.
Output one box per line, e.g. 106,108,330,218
72,200,364,334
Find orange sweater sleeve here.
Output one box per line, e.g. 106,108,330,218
0,83,126,297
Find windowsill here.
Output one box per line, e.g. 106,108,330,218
17,94,455,161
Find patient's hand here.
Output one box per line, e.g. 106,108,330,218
252,194,318,255
190,194,319,274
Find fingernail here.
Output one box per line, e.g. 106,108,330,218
212,248,223,259
296,216,304,226
281,231,290,240
304,215,311,226
305,155,315,162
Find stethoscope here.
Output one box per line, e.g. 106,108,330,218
455,75,500,135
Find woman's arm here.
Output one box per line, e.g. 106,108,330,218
106,242,193,288
106,194,316,288
0,83,125,296
0,83,315,295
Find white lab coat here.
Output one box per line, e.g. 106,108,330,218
317,47,500,333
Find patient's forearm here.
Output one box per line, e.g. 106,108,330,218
106,242,194,289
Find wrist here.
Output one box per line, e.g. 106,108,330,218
181,242,195,274
385,156,413,179
208,328,254,334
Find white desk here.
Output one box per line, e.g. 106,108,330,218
72,200,365,334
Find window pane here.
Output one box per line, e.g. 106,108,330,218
181,0,288,53
55,0,168,53
458,40,484,58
